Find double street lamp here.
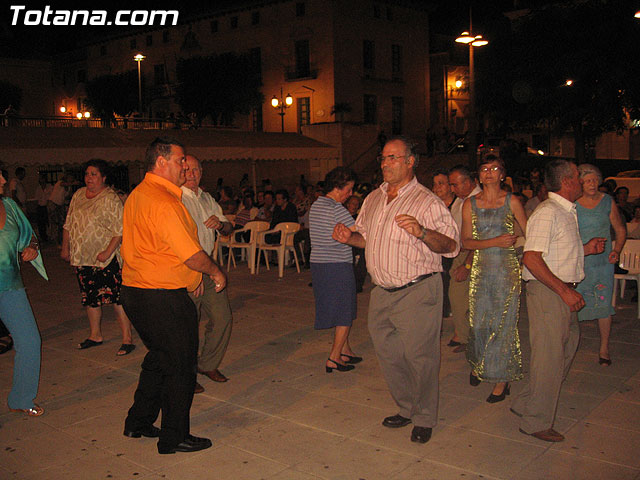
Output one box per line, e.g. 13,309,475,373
455,21,488,166
271,87,293,132
133,53,145,115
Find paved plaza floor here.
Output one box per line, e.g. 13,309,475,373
1,246,639,479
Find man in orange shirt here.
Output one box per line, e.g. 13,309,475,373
120,137,226,455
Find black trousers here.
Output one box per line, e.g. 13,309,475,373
121,286,198,448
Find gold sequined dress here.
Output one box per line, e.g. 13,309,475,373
467,193,523,382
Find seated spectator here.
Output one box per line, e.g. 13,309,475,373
234,194,259,242
266,189,298,244
615,186,634,222
257,191,274,221
219,186,237,215
524,183,548,218
256,191,265,208
293,185,311,223
627,205,640,239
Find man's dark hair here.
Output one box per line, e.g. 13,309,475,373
323,166,355,194
385,135,419,168
264,190,274,200
448,164,473,180
84,159,110,179
544,159,575,193
145,137,183,172
15,167,25,178
275,188,289,201
615,186,630,195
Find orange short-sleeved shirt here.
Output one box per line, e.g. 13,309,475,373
122,172,202,291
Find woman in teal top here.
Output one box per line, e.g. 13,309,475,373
575,164,626,366
0,171,47,416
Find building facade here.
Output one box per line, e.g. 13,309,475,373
53,0,430,139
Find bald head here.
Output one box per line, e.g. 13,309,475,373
184,154,202,192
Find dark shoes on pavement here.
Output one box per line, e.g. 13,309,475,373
194,382,205,394
198,368,229,382
519,428,564,442
411,426,432,444
158,435,212,454
123,424,161,438
382,414,412,428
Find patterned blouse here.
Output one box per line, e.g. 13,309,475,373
64,187,123,268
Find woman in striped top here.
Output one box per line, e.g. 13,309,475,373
309,167,362,373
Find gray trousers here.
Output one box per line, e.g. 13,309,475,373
512,280,580,433
368,274,442,428
448,253,470,343
188,275,233,372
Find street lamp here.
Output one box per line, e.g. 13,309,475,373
133,53,145,115
455,15,488,167
271,87,293,132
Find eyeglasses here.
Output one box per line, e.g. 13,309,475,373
377,154,408,163
480,166,501,173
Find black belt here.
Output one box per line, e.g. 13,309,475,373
380,273,437,292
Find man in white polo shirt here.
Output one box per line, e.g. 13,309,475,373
181,154,234,392
512,159,605,443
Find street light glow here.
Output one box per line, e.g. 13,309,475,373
455,80,463,88
60,106,66,113
76,112,82,119
455,31,474,44
471,35,488,47
635,10,640,18
566,79,573,86
285,93,293,106
133,53,145,62
271,96,279,108
84,111,91,118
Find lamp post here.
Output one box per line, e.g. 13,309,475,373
271,87,293,132
455,13,488,167
133,53,145,115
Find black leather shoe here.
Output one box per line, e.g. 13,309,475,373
486,383,510,403
157,436,212,454
469,372,481,387
382,414,412,428
123,425,161,438
411,426,432,443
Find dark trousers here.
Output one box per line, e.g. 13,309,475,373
36,205,48,242
121,286,198,448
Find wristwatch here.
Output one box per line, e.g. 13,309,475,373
419,226,427,241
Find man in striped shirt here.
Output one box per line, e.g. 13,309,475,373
333,136,459,444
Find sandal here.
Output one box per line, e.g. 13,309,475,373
78,338,103,350
10,404,44,417
117,344,136,356
0,336,13,355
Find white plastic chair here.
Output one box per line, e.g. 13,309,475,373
256,222,301,278
612,239,640,318
212,214,235,265
227,221,270,274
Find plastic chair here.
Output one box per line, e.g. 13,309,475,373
227,221,270,274
212,214,235,265
256,222,301,278
612,239,640,318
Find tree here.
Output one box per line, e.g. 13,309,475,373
85,71,139,124
0,80,22,111
476,0,640,163
175,52,263,126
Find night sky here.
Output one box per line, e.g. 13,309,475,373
0,0,520,57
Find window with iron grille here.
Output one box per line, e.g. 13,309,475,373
392,44,402,78
298,97,310,131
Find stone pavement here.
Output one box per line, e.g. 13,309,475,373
1,246,639,479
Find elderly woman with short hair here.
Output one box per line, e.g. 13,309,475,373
310,166,361,372
575,164,626,365
62,159,135,356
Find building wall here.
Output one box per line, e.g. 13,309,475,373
0,58,55,116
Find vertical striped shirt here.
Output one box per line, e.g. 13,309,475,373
355,176,460,288
309,196,355,263
522,192,584,282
